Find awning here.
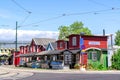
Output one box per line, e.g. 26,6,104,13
69,49,81,54
36,49,81,56
17,49,81,57
16,52,37,57
36,50,65,56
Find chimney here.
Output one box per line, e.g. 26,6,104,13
103,29,105,36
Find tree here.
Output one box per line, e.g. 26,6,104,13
115,30,120,46
111,49,120,70
58,21,91,40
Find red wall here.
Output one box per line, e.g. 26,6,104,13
68,34,108,50
81,36,108,49
14,51,20,66
56,40,66,50
68,35,80,49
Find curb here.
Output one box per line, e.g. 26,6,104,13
0,72,9,75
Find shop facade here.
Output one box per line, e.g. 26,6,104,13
16,34,108,69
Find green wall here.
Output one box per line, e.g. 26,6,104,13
87,49,108,69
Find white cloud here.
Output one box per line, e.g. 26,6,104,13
0,29,59,41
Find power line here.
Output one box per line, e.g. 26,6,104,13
19,13,31,27
11,0,31,14
22,15,65,27
0,25,9,27
20,8,120,27
11,0,32,29
87,0,114,8
66,8,119,16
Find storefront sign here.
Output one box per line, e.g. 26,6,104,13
89,41,100,45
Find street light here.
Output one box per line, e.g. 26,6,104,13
15,21,18,52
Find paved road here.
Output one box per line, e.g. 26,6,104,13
20,72,120,80
0,65,120,80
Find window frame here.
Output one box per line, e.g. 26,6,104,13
72,37,77,46
92,51,97,61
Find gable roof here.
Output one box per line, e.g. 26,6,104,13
47,42,57,50
51,42,57,50
32,38,56,46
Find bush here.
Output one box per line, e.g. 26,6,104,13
74,63,80,69
87,62,107,70
111,49,120,70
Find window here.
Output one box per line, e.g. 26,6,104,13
72,37,77,46
60,42,63,48
35,46,37,52
65,42,67,49
92,51,97,61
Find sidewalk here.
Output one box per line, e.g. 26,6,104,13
0,70,9,75
1,65,120,74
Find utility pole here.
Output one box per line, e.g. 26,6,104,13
15,21,18,52
110,34,113,50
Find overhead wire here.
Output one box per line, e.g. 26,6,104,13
11,0,32,29
19,13,31,27
11,0,31,14
87,0,114,9
21,7,120,27
22,15,65,27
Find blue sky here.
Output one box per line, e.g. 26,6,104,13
0,0,120,41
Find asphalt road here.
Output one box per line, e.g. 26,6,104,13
0,65,120,80
19,72,120,80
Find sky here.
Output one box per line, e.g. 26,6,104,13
0,0,120,42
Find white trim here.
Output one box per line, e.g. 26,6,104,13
85,47,101,51
50,43,54,50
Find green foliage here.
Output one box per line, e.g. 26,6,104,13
87,61,107,70
58,21,92,40
58,26,70,40
74,63,80,69
111,49,120,70
115,30,120,46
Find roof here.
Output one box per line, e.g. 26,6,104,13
32,38,56,46
67,34,108,38
70,49,81,54
36,49,81,56
17,49,81,57
36,50,64,56
16,52,37,57
51,42,57,49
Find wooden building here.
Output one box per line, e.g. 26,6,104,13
14,38,56,66
17,34,108,69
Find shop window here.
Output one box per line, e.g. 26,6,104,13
92,51,97,61
72,37,77,46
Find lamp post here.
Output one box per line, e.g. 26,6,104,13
15,21,18,52
13,21,18,66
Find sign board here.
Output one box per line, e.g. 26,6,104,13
80,45,85,50
89,41,100,45
80,38,84,45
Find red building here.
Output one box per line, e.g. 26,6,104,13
17,34,108,69
15,38,56,66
